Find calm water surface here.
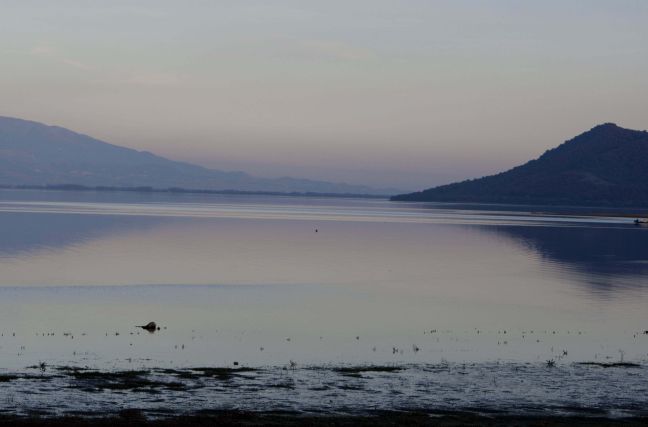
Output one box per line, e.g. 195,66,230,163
1,189,647,416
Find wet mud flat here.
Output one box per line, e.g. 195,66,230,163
1,412,648,427
1,362,647,424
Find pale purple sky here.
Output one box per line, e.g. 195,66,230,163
1,1,647,190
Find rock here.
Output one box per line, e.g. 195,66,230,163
137,322,157,332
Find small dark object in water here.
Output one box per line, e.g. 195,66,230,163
644,330,648,335
546,359,556,368
137,322,157,332
315,229,318,233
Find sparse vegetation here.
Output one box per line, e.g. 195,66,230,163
158,367,258,381
577,362,641,368
332,366,404,374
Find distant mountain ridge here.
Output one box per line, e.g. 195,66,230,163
392,123,648,206
0,116,399,195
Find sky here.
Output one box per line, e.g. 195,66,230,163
1,0,647,191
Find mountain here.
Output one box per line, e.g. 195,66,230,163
0,116,398,195
392,123,648,206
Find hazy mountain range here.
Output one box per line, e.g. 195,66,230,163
0,116,400,196
393,123,648,207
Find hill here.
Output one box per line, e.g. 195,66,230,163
392,123,648,206
0,116,398,196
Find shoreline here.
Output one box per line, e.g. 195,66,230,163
4,186,648,218
0,184,389,200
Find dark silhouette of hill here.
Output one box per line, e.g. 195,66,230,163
392,123,648,206
0,116,399,195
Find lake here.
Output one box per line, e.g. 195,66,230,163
1,189,647,417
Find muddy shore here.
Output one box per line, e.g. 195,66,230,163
1,412,648,427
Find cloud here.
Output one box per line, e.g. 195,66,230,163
28,44,181,86
61,58,94,71
29,44,94,71
30,45,57,57
296,40,375,62
123,71,184,87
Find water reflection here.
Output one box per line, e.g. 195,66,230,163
1,193,648,299
1,193,647,370
0,212,164,258
480,224,648,295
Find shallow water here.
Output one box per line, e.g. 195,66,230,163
1,189,647,416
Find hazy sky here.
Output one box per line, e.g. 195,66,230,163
1,1,647,190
